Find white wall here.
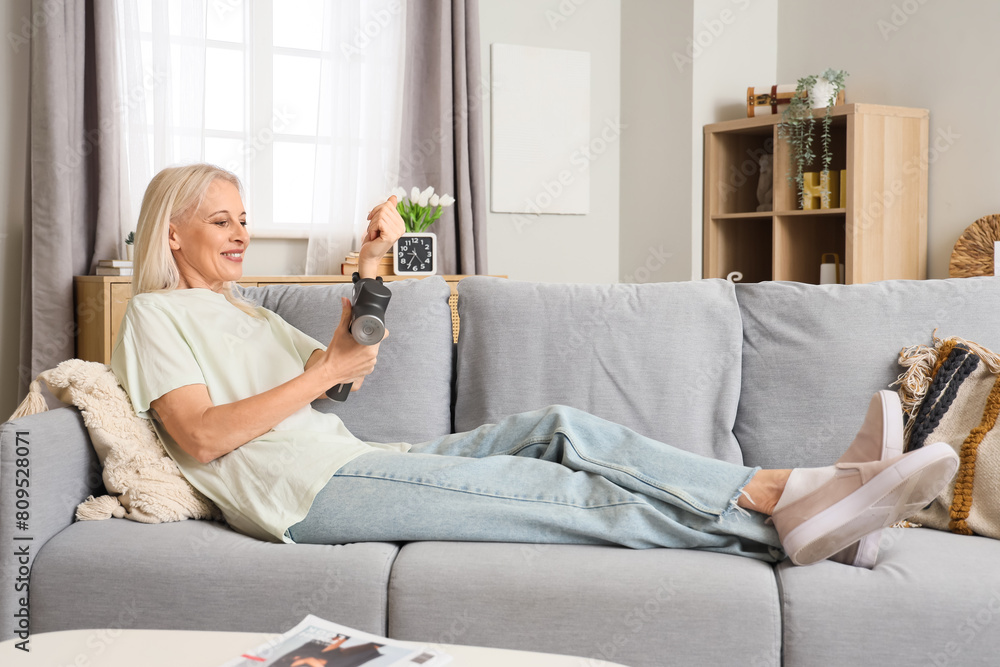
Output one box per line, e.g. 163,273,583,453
479,0,621,283
0,0,31,420
242,237,308,276
777,0,1000,279
619,0,775,283
619,0,692,283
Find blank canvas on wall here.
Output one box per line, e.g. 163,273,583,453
490,43,591,215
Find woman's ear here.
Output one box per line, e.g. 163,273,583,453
167,223,181,251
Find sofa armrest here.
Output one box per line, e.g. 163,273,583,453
0,407,101,643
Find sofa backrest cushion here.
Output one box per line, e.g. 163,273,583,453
454,277,745,463
735,277,1000,470
238,277,454,444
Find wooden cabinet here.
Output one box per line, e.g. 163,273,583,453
74,275,494,364
703,103,929,284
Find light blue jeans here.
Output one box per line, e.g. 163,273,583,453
287,405,784,562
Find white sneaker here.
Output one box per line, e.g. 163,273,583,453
773,442,957,566
828,390,905,568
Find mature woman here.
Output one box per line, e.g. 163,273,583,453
111,163,958,569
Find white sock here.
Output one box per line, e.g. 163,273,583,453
772,466,839,513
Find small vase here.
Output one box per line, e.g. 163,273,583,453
126,245,134,261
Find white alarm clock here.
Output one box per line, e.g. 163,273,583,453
393,233,437,276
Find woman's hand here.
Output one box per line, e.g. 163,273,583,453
357,195,405,278
316,296,388,392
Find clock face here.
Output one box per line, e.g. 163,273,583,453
394,234,436,275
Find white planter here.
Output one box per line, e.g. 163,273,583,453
809,78,838,109
126,245,134,261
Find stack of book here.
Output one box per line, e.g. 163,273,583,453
96,259,133,276
341,251,394,277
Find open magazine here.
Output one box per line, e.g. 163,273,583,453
220,614,452,667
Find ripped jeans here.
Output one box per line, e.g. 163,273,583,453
287,405,785,562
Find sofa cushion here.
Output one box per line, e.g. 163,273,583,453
454,277,745,463
29,520,398,635
735,277,1000,469
387,542,781,667
239,277,454,444
777,527,1000,666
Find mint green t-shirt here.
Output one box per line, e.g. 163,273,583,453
110,288,409,543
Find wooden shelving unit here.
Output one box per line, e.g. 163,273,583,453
703,103,929,284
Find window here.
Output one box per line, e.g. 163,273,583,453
119,0,406,240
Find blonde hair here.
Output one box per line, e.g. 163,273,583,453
132,163,261,318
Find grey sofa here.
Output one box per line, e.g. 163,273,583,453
4,275,1000,666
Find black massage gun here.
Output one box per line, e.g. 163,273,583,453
327,274,392,402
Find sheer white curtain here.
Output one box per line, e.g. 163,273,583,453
306,1,407,274
117,0,209,225
115,0,406,275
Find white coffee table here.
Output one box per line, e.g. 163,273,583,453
0,628,630,666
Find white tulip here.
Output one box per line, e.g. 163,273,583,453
418,186,434,207
439,194,455,207
429,194,440,207
411,186,420,201
391,187,406,200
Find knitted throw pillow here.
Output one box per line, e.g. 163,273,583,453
896,335,1000,538
10,359,222,523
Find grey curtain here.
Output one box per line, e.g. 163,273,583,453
399,0,487,275
19,0,122,398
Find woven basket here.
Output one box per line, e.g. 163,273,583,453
949,214,1000,277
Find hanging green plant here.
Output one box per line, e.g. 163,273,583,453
778,69,848,205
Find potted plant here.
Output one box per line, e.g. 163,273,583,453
387,186,455,276
125,231,135,261
778,69,848,205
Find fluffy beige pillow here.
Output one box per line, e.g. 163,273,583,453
11,359,221,523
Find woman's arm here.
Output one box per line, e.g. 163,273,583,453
357,195,404,279
151,297,383,464
151,368,334,464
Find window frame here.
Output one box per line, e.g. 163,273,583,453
134,0,335,238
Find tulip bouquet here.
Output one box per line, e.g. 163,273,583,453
390,186,455,233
